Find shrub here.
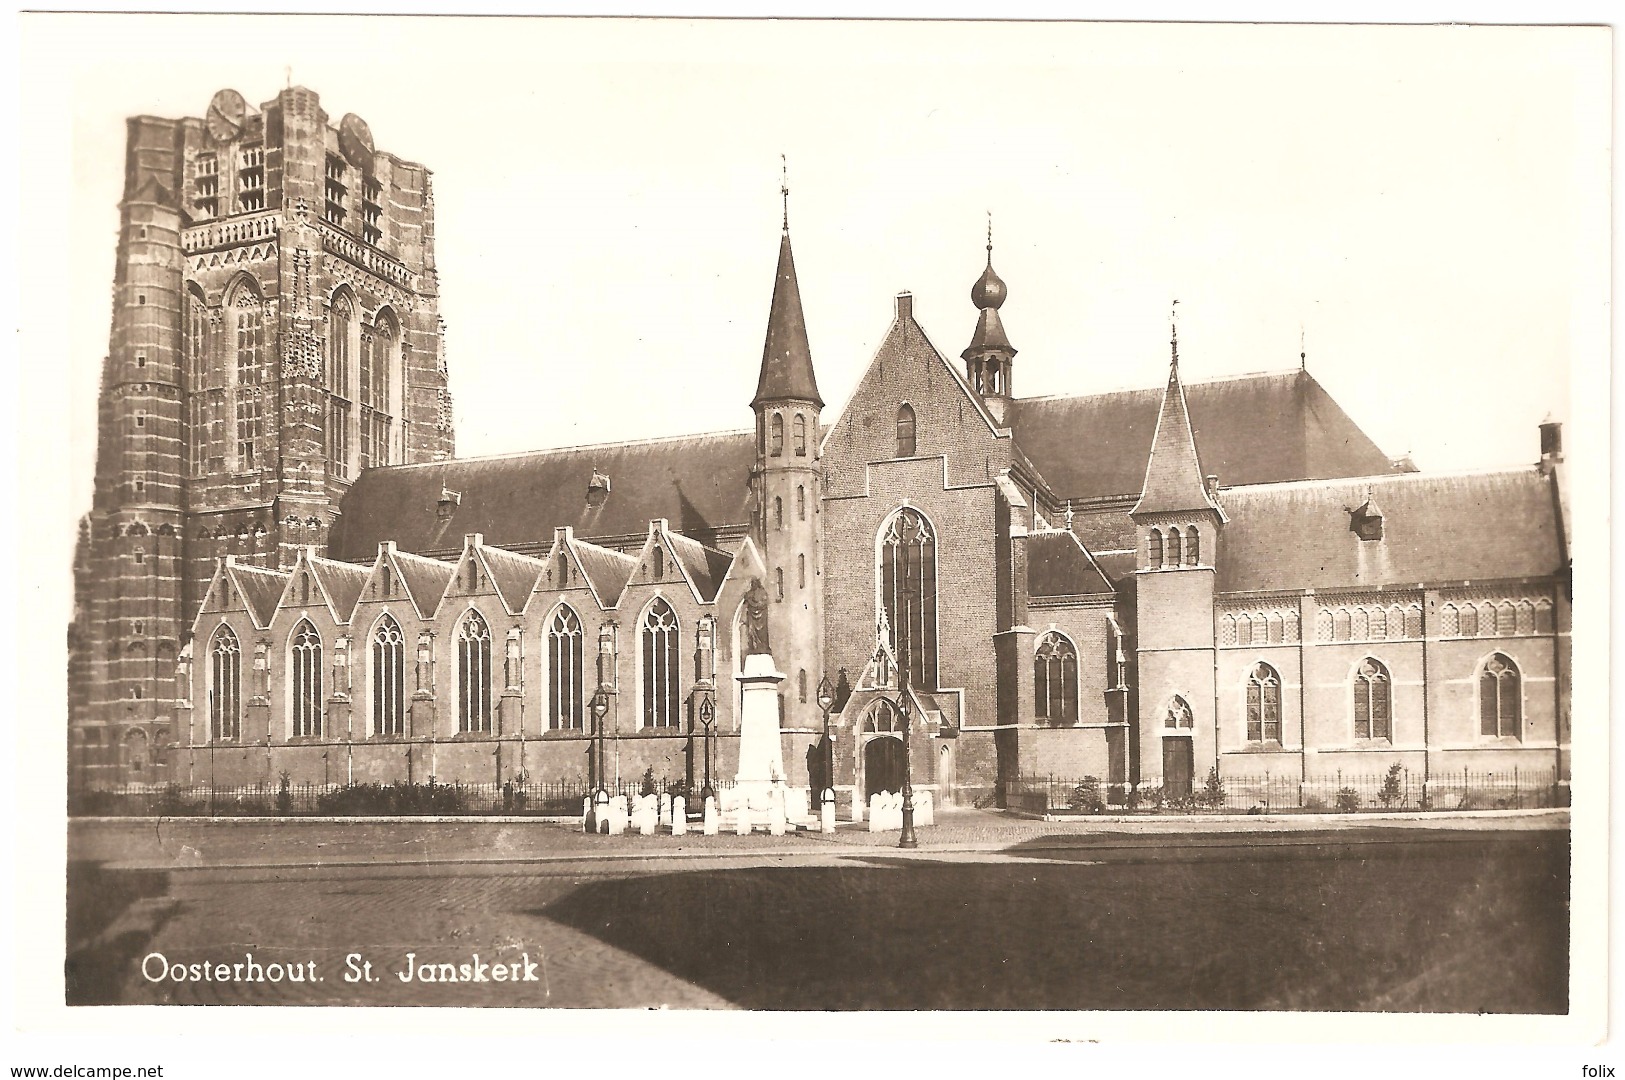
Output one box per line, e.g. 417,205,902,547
1303,792,1328,812
1070,776,1105,813
1197,766,1226,810
1335,787,1361,813
1378,764,1404,808
640,766,658,797
275,771,293,815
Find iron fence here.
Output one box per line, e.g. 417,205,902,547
1004,766,1560,814
69,775,737,819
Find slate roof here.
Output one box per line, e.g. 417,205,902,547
228,561,289,627
751,231,823,408
1216,469,1564,594
1011,369,1395,502
391,549,458,619
568,538,640,608
327,431,757,561
1027,529,1114,597
664,530,735,603
306,556,370,622
477,545,549,613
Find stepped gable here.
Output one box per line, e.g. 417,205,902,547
567,538,640,608
328,430,756,560
391,549,457,619
228,562,290,627
1217,469,1563,594
1011,370,1394,502
306,556,370,621
1026,529,1115,597
664,530,735,603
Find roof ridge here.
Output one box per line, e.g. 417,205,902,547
1018,367,1304,405
1223,464,1541,496
361,427,755,472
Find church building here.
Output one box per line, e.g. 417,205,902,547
72,87,1572,809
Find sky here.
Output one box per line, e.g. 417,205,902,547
23,16,1608,520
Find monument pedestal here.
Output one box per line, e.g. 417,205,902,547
735,652,790,814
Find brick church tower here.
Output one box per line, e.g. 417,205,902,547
69,87,455,789
747,195,827,732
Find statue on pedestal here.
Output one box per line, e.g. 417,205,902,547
744,578,771,655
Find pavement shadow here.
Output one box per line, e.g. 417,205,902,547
66,862,174,1006
539,833,1568,1012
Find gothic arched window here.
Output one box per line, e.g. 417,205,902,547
1034,632,1079,727
361,312,397,469
1168,527,1184,567
793,413,807,456
774,496,784,530
1148,528,1164,569
549,606,585,730
879,508,938,688
1246,662,1282,743
458,610,493,733
1165,696,1195,729
186,288,209,477
770,413,784,457
1353,657,1391,741
209,625,241,741
895,404,916,458
328,293,354,479
1479,653,1521,739
232,288,264,471
1186,525,1201,566
797,485,807,521
642,598,680,728
290,620,323,738
372,615,405,736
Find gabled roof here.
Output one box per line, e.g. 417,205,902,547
1132,360,1223,518
563,534,640,609
306,555,370,622
1027,529,1115,597
327,430,756,560
391,549,456,620
477,544,549,615
226,560,290,628
751,230,823,408
664,529,735,604
1011,369,1395,502
1217,469,1564,594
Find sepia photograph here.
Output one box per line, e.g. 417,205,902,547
12,8,1612,1070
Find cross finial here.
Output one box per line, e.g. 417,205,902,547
986,210,993,259
780,155,789,234
1064,500,1075,530
1300,324,1307,371
1171,299,1181,372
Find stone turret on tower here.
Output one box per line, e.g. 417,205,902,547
747,169,825,732
963,216,1017,424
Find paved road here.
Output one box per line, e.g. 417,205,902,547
66,810,1569,1012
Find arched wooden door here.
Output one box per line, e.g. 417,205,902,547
864,736,904,799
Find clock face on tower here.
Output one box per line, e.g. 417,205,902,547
206,89,247,143
338,113,374,169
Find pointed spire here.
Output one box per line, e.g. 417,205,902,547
751,191,822,410
1132,304,1223,518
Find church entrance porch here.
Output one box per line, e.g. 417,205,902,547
1162,736,1194,801
863,736,905,800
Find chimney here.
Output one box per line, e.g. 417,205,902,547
587,468,611,509
437,487,460,521
1205,474,1220,498
1539,416,1563,473
895,292,913,321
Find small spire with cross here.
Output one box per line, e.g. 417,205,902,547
1170,299,1181,371
986,210,993,262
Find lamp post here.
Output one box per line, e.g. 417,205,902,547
816,675,836,808
898,685,918,849
699,692,716,805
590,686,610,797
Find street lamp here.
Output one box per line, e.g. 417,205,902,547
698,692,716,805
816,674,836,808
590,686,610,797
898,686,918,849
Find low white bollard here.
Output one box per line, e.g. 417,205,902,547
736,809,752,836
869,792,885,832
703,794,719,836
671,795,687,836
582,796,593,833
821,790,836,834
658,792,671,827
769,800,786,836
